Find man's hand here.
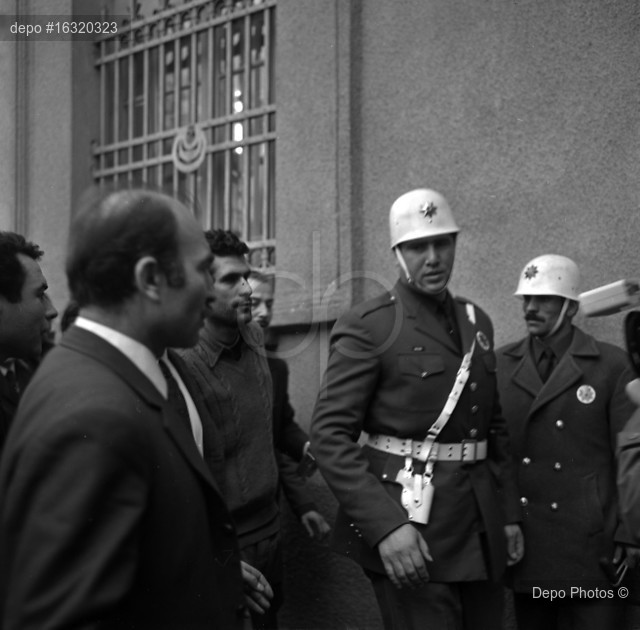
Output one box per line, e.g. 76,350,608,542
505,523,524,566
615,543,640,570
300,510,331,540
627,379,640,406
376,523,432,589
240,561,274,614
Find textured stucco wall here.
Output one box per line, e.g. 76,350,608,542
277,1,640,628
353,0,640,350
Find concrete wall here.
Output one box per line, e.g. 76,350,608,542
276,1,640,628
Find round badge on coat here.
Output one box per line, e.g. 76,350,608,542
576,385,596,404
476,331,490,351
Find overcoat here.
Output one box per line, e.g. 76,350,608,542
496,327,635,590
310,281,520,582
0,326,246,629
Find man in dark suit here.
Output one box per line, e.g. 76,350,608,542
497,254,637,630
310,188,523,629
0,231,57,452
248,269,330,539
0,189,271,629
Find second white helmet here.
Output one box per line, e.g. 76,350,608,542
515,254,580,301
389,188,460,249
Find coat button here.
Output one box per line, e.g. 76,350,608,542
550,502,559,511
520,497,528,506
471,405,479,414
555,419,564,430
223,522,234,533
522,457,531,465
554,462,562,471
470,382,478,392
469,428,478,438
421,371,429,379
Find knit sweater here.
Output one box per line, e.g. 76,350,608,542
178,323,279,547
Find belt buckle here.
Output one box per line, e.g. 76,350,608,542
461,439,477,462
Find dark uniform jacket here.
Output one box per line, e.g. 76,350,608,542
310,281,520,582
0,327,245,629
497,327,635,590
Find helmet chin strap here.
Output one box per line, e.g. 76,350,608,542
539,298,570,340
395,248,413,283
394,247,450,295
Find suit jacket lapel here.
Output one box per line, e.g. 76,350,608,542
165,349,225,493
63,327,220,494
529,328,597,416
506,338,542,399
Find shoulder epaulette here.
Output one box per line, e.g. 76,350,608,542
356,293,398,319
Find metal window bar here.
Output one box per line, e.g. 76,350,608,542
93,0,276,266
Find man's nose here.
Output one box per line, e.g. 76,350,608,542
424,243,439,264
45,295,58,321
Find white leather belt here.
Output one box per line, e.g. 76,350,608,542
365,432,487,463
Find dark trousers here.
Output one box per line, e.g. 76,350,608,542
366,570,503,630
241,532,283,630
513,592,626,630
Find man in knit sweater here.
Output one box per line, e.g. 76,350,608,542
178,230,281,630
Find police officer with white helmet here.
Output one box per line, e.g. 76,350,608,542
311,188,523,629
497,254,638,630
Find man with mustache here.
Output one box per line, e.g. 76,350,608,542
311,188,523,629
0,232,58,453
496,254,637,630
179,230,282,630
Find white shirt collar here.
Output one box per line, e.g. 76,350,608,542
74,316,166,397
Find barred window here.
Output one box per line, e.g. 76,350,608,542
93,0,276,267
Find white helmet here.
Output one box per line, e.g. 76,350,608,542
389,188,460,249
515,254,580,300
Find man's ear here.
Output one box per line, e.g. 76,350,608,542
566,299,580,319
134,256,162,302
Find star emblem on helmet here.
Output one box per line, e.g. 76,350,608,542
524,265,538,280
420,201,437,220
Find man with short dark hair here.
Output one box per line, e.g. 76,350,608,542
0,190,268,629
179,230,283,630
0,231,57,451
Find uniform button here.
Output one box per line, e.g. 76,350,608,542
469,428,478,438
522,457,531,465
470,382,478,392
555,419,564,430
382,473,388,480
421,371,429,379
223,522,234,533
554,462,562,471
550,502,559,511
520,497,528,506
471,405,479,414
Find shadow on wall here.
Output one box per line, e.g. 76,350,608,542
278,479,383,630
278,478,527,630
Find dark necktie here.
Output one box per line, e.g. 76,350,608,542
538,347,556,383
159,360,191,432
436,302,461,351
